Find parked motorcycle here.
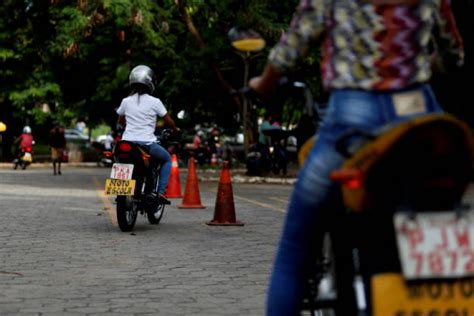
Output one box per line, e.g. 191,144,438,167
262,128,294,176
104,129,173,232
246,129,293,176
13,146,33,170
244,79,322,176
97,149,114,168
190,130,221,166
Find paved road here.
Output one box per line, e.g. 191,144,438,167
2,166,474,315
0,167,292,315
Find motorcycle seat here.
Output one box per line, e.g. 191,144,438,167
335,113,474,213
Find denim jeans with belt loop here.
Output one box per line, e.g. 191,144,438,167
266,84,443,315
131,141,171,195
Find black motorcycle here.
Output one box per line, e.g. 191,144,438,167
243,79,474,315
104,130,172,232
301,113,474,316
245,79,323,176
246,129,293,176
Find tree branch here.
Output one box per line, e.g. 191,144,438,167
174,0,242,112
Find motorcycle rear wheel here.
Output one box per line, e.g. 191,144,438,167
116,196,138,232
147,203,165,225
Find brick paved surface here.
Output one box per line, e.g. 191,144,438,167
0,166,292,315
1,165,473,315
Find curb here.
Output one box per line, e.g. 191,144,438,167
0,163,298,184
198,175,297,185
0,162,98,168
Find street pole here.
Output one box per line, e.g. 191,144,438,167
242,52,250,156
227,27,266,156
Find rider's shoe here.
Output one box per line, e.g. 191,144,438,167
145,192,158,206
145,192,171,205
158,194,171,205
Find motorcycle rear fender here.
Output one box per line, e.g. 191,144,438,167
333,113,474,213
114,141,149,177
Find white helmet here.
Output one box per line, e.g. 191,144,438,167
129,65,155,93
23,126,32,134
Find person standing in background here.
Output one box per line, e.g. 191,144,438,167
49,124,67,175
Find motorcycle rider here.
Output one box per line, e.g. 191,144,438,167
258,112,280,147
116,65,179,203
249,0,464,314
14,126,34,157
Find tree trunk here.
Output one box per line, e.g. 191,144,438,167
174,0,242,113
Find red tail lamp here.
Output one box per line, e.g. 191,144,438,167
118,142,132,152
25,147,32,153
330,169,366,190
103,151,113,157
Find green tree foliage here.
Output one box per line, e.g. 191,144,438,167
1,0,325,135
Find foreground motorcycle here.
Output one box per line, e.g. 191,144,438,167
242,78,473,314
297,107,474,315
104,130,172,232
13,146,33,170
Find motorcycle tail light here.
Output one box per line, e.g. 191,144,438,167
26,147,32,152
118,142,132,152
330,169,365,190
103,151,113,157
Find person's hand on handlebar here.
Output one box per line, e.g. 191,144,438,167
249,64,282,98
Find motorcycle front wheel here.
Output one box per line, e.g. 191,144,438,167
116,196,138,232
147,203,165,225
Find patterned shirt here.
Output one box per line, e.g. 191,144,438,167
269,0,464,91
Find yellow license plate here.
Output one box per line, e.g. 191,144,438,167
372,273,474,316
104,179,136,196
23,153,32,162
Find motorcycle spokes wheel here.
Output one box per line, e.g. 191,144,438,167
116,195,138,232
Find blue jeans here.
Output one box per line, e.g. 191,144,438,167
132,141,171,195
266,84,443,315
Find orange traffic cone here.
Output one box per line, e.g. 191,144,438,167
165,154,182,198
178,157,206,209
206,161,244,226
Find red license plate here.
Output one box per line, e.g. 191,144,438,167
394,211,474,280
110,163,134,180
